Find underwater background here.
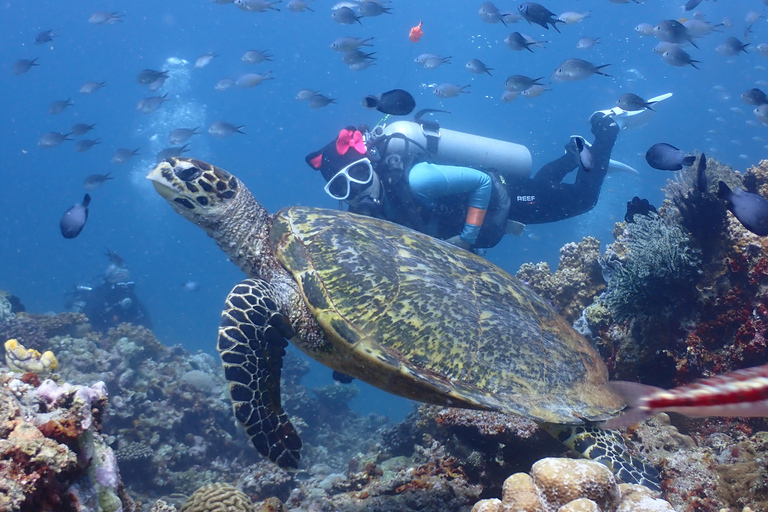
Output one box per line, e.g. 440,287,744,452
3,3,768,509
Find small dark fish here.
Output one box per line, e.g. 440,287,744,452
662,46,701,69
89,11,124,24
71,123,96,136
75,138,101,152
84,172,113,190
148,76,167,92
551,59,610,81
13,58,39,75
308,93,336,108
362,89,415,116
38,132,71,148
332,370,355,384
136,69,168,85
342,50,376,65
111,148,140,164
697,153,708,194
466,59,494,76
234,0,280,11
742,88,768,106
215,78,236,91
60,194,91,239
718,181,768,236
235,71,274,88
194,53,217,69
654,20,698,48
332,6,362,25
518,2,563,33
504,74,544,92
48,98,73,115
359,1,391,16
157,144,190,162
479,2,508,26
574,137,593,172
645,143,696,171
330,37,374,52
208,121,246,138
684,0,703,11
241,50,273,63
169,127,200,145
716,36,749,56
136,94,169,114
35,30,57,44
616,93,655,112
625,197,657,223
79,81,106,94
504,31,546,52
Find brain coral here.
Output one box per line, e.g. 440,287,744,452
470,457,675,512
179,483,253,512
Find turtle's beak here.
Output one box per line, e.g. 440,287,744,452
146,161,182,201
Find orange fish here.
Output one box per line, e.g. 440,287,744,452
409,21,423,42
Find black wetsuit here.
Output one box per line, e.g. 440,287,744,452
506,113,620,224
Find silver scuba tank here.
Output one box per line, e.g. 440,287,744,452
374,120,532,180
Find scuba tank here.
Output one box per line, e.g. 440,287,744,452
370,111,532,181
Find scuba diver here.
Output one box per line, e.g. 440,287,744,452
64,250,152,332
306,95,671,251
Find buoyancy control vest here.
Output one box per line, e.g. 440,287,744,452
369,114,525,248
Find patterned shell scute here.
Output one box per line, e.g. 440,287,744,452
272,207,622,424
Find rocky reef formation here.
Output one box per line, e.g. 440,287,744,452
513,157,768,511
0,373,129,512
471,457,675,512
516,237,605,323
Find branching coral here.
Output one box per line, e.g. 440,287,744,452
601,213,701,322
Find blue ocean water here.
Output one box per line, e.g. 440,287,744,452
1,0,765,421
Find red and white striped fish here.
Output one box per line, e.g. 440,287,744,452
602,363,768,429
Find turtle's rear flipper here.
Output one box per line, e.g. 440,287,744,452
218,278,302,469
543,423,660,492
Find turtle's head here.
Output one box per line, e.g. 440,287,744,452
147,157,242,225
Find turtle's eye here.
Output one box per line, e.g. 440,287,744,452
174,163,202,182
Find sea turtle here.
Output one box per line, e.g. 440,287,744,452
147,157,658,488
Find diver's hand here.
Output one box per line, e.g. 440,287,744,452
590,112,620,139
445,235,472,250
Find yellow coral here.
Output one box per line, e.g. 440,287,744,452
4,338,57,374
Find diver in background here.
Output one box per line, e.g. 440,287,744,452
306,109,621,251
65,250,152,332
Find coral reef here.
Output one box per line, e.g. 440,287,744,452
470,457,675,512
601,213,702,322
179,483,253,512
0,312,88,351
516,237,605,322
0,372,129,512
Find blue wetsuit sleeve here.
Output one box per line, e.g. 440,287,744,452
409,162,492,244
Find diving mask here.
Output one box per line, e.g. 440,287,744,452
324,157,374,201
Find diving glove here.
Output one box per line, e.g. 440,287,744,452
445,235,472,250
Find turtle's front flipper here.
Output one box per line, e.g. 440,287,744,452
543,423,660,492
218,278,302,469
